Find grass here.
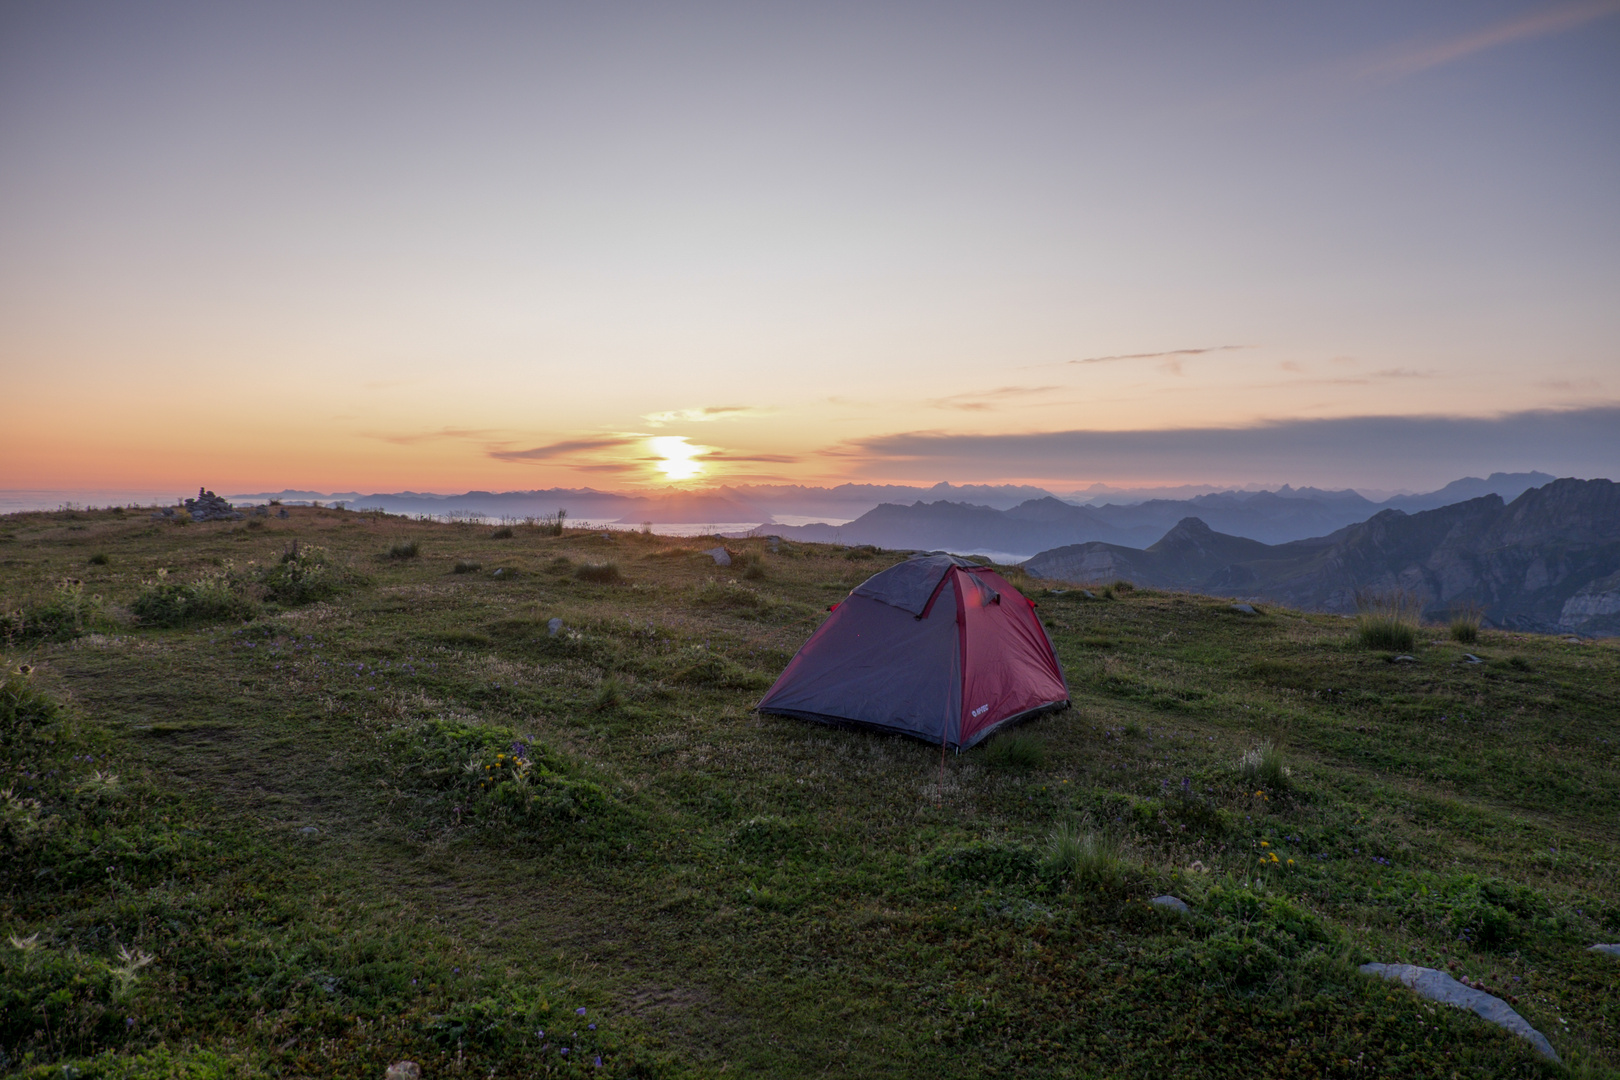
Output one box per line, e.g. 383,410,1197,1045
1044,819,1128,888
1355,588,1421,651
984,732,1047,769
1,505,1618,1078
452,559,482,574
1451,601,1485,644
575,561,623,584
385,539,421,559
1239,738,1292,792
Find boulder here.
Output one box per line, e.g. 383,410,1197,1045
1359,963,1558,1061
1589,943,1620,957
704,546,732,567
547,617,564,637
1149,895,1190,914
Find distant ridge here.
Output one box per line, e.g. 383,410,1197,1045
1025,478,1620,636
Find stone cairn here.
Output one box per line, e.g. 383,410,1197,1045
152,488,243,522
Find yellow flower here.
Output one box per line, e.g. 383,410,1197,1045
1287,859,1295,865
1260,841,1269,847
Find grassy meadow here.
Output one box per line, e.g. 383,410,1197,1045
2,505,1618,1078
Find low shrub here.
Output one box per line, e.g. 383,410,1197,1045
490,526,515,540
1,665,61,746
453,559,483,574
984,732,1046,769
257,542,364,606
0,580,103,645
576,562,623,584
385,539,421,560
87,553,109,566
131,570,254,627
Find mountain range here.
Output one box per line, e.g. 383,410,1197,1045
765,472,1559,554
1024,478,1620,637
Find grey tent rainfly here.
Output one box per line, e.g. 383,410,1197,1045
758,554,1069,749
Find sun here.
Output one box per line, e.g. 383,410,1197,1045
648,436,705,482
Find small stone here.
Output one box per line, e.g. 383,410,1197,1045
1589,943,1620,957
1149,895,1190,914
547,617,564,637
1360,963,1558,1061
1392,654,1417,663
300,826,319,835
1080,589,1097,599
1563,636,1582,644
704,546,732,567
1462,654,1484,664
1230,603,1256,614
385,1063,422,1080
492,568,505,577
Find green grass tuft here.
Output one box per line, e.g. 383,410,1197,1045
1043,819,1127,887
1355,588,1421,650
984,732,1047,769
490,526,515,540
385,539,421,560
452,559,482,574
1239,739,1291,791
575,561,623,584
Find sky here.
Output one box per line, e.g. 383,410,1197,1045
2,0,1617,495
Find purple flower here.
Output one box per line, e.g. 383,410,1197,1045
595,1056,603,1067
126,1017,135,1028
576,1006,587,1016
560,1047,570,1056
588,1023,596,1030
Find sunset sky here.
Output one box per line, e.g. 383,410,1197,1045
2,1,1617,495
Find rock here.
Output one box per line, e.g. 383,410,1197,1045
151,507,177,519
252,505,269,517
492,568,505,577
1392,654,1417,663
1080,589,1097,599
385,1063,422,1080
277,508,290,519
1359,963,1559,1061
1230,603,1257,614
1149,895,1190,914
300,826,319,836
704,546,732,567
1462,653,1484,664
1562,635,1583,644
1589,943,1620,957
547,617,564,637
183,488,243,522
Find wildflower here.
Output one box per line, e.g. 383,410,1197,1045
576,1006,587,1016
1287,858,1294,865
560,1048,570,1056
1260,841,1269,847
588,1022,596,1030
126,1017,135,1028
595,1056,603,1067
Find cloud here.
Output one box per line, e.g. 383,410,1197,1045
642,405,765,426
1357,0,1620,83
488,435,643,462
1070,345,1251,366
927,385,1061,411
703,451,801,464
366,427,499,446
836,406,1620,488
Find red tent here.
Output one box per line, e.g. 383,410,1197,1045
758,554,1069,749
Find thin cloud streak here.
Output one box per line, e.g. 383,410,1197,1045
367,427,500,446
837,406,1620,487
488,436,643,462
642,405,766,426
1358,0,1620,83
1071,345,1251,366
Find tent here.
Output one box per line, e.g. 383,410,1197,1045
757,554,1069,749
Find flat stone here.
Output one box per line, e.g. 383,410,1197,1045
1230,603,1257,614
1589,943,1620,957
492,568,506,577
1392,654,1417,663
1462,654,1484,664
704,546,732,567
299,826,319,836
1359,963,1558,1061
1080,589,1096,599
547,617,564,637
1149,895,1190,914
